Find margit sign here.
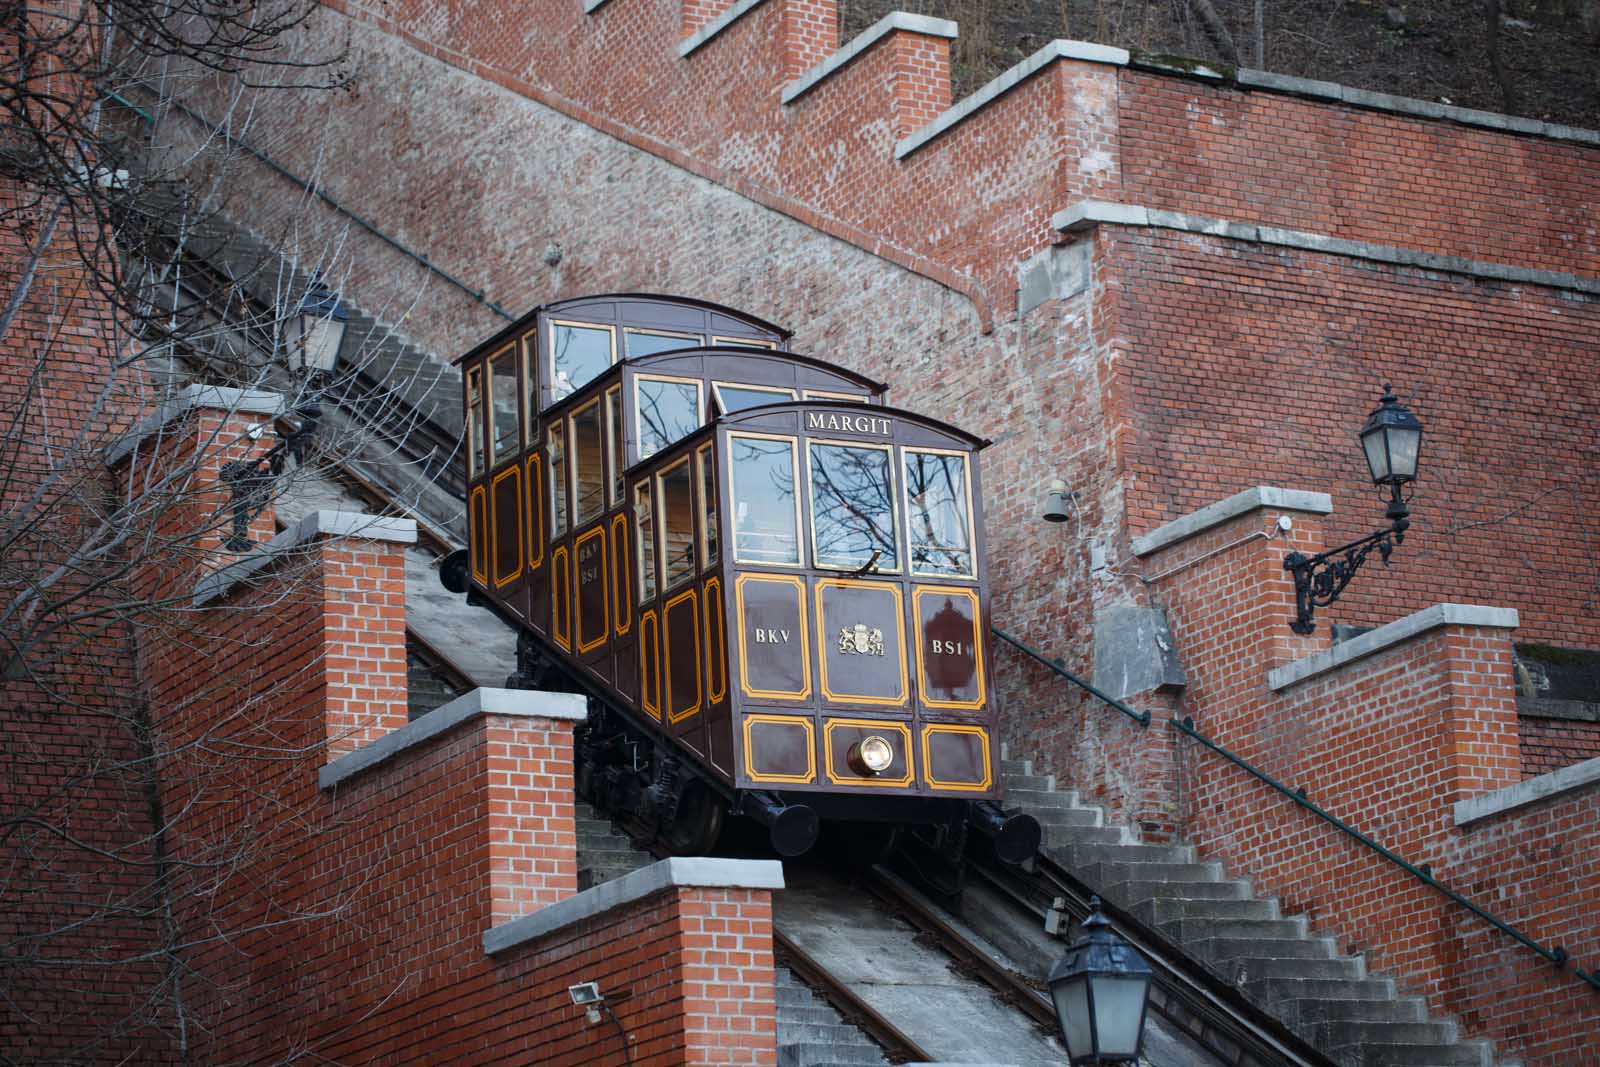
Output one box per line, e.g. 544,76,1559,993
805,411,893,436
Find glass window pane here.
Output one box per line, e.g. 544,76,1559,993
809,443,898,572
489,349,519,465
521,332,539,442
698,446,718,568
731,436,798,565
904,451,974,577
635,482,656,602
660,460,695,588
547,422,568,537
715,383,796,414
571,401,603,525
626,328,702,356
466,366,485,480
551,322,614,399
606,385,624,506
637,377,701,460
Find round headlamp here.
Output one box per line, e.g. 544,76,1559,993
847,735,895,776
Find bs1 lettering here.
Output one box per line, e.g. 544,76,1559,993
931,640,971,656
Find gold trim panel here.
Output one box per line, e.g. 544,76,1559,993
742,714,816,785
610,513,630,637
490,464,525,588
735,573,812,702
912,585,986,711
814,578,908,708
921,723,993,792
640,609,661,720
574,526,609,654
823,718,914,788
551,545,571,651
664,588,703,724
469,485,488,585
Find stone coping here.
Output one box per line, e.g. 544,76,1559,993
678,0,768,57
897,39,1126,158
782,12,959,106
894,37,1598,157
193,510,417,608
1268,603,1521,692
104,385,283,468
1131,486,1332,558
484,856,785,956
1455,755,1600,827
319,687,587,791
1053,200,1600,297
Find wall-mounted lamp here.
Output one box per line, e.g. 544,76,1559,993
569,981,633,1062
1041,480,1078,523
1283,385,1424,635
218,403,322,553
285,273,348,388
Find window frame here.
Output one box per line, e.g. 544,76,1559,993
568,397,605,527
546,419,568,539
805,437,903,575
548,318,617,401
624,326,703,356
605,383,625,508
655,455,697,592
804,389,869,403
901,446,978,580
697,443,718,571
465,364,486,481
634,479,658,605
727,430,804,569
711,380,796,416
487,344,521,469
712,335,778,349
634,372,704,461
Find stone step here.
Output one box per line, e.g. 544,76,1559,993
1030,807,1107,829
1332,1040,1492,1067
778,1020,887,1044
777,1043,888,1066
778,1005,844,1028
1280,996,1427,1026
1076,859,1226,886
1162,916,1310,945
575,817,620,835
1131,897,1281,926
1216,955,1366,983
1098,877,1255,909
1191,935,1339,965
1039,825,1125,849
1312,1018,1457,1049
1000,772,1056,791
1247,975,1394,1010
1000,758,1033,776
1004,786,1083,809
1059,841,1196,867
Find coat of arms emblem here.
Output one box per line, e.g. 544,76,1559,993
838,622,886,656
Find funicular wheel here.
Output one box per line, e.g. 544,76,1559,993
662,779,725,856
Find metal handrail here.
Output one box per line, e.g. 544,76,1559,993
992,625,1600,993
991,627,1150,726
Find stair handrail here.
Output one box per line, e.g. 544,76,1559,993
991,628,1150,727
991,625,1600,993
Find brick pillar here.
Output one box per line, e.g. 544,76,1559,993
1439,622,1522,804
679,886,779,1066
881,25,952,138
681,0,737,39
778,0,838,81
483,704,581,923
316,523,411,760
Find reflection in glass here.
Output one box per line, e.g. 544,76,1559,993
547,422,567,537
551,323,614,399
905,451,974,576
635,482,657,602
715,383,795,414
571,401,604,524
660,459,695,588
698,446,718,568
521,332,539,442
637,378,701,459
489,350,519,464
731,436,798,565
810,443,898,571
466,366,485,479
606,385,624,506
625,329,702,356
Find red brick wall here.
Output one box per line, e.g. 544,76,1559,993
1144,501,1596,1067
0,178,167,1061
1519,718,1600,778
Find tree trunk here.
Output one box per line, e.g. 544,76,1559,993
1189,0,1241,67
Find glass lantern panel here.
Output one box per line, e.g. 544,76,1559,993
1086,975,1150,1059
1387,425,1422,481
1361,428,1392,483
1051,977,1094,1062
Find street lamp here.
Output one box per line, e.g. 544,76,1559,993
1283,385,1424,635
1046,896,1153,1065
284,273,348,385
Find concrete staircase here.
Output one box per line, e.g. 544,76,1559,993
572,800,655,890
774,969,890,1067
1000,755,1501,1067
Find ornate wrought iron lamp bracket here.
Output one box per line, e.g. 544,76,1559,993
1283,486,1410,636
218,404,321,553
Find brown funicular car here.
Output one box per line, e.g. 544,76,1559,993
445,294,1036,861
